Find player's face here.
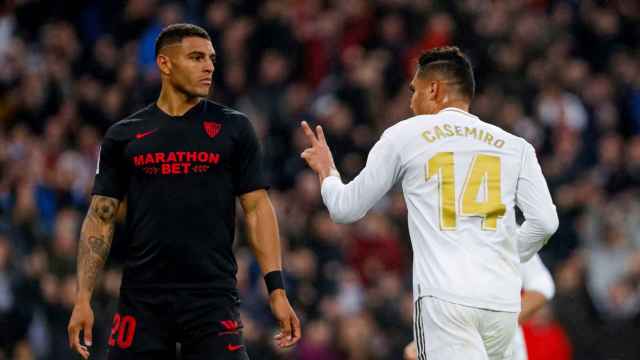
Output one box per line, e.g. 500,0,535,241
166,37,216,98
409,72,439,115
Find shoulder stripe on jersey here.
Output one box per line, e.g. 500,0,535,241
120,118,144,124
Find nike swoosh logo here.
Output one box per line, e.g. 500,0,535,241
135,129,158,139
226,344,243,352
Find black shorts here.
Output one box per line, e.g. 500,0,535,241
106,288,249,360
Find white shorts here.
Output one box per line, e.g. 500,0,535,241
414,296,518,360
511,326,527,360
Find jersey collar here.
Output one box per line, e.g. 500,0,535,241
153,99,206,120
439,107,478,120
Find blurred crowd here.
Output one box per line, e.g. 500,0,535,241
0,0,639,359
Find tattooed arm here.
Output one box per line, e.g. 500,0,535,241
77,195,119,299
68,195,120,359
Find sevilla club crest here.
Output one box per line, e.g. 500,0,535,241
203,121,222,138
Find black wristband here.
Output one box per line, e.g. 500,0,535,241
264,270,285,294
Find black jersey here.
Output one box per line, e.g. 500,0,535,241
92,100,268,294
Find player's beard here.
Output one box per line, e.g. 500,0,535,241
175,79,210,99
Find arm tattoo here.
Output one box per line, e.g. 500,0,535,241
87,236,110,259
92,196,118,223
77,195,119,297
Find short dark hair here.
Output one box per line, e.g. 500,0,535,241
155,23,211,57
417,46,475,100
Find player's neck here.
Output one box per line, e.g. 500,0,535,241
156,86,202,117
437,99,470,113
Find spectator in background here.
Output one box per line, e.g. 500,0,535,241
137,1,184,78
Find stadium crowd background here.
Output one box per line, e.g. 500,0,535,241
0,0,639,359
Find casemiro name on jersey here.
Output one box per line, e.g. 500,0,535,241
421,123,505,149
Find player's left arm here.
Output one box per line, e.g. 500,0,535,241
515,142,559,261
300,121,401,223
519,255,555,324
239,189,301,348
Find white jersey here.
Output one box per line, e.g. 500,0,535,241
321,107,558,312
520,254,555,299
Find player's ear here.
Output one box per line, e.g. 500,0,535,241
157,54,172,76
428,80,439,101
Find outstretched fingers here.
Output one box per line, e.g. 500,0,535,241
300,121,319,147
315,125,327,145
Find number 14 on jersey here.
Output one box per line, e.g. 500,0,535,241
427,152,506,231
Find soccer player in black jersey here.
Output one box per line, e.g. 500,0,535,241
67,23,300,359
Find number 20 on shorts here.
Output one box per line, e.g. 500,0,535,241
426,152,506,231
108,313,137,349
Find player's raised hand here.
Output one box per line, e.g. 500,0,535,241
68,301,94,359
269,289,301,348
300,121,338,180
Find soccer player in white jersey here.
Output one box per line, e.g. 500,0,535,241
403,253,555,360
300,46,558,360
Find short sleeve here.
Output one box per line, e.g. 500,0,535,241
91,128,129,199
232,115,269,195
